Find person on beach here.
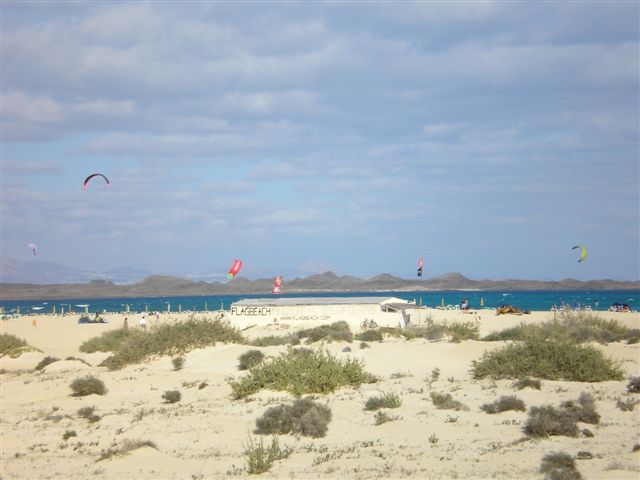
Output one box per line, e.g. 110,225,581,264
139,314,147,330
461,299,469,311
32,317,37,327
123,317,129,331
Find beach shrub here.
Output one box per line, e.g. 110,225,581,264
480,395,526,414
483,311,635,344
627,376,640,393
524,405,579,438
0,334,27,355
244,435,289,475
77,406,100,422
98,316,245,369
430,392,467,411
35,356,60,371
228,347,374,400
62,430,77,441
250,334,300,347
400,320,479,342
355,329,384,342
79,328,137,353
364,392,402,411
98,439,158,461
360,342,370,349
561,393,599,424
471,338,624,382
162,390,181,403
238,349,265,370
296,321,353,343
539,452,582,480
172,356,185,371
513,377,541,390
616,398,639,412
374,411,399,425
70,375,106,396
255,398,332,438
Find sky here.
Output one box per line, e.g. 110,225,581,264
1,1,639,282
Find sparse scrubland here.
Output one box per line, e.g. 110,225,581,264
255,398,332,437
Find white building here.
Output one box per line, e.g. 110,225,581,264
227,296,426,329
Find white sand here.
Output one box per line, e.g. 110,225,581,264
1,309,639,479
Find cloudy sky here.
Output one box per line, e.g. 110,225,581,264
1,2,638,281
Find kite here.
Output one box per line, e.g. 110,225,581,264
272,276,283,294
228,259,243,278
83,173,110,189
417,257,424,277
572,245,587,263
23,243,37,255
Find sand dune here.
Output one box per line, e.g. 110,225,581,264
1,309,639,479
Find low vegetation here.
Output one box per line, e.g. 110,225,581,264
296,321,353,343
627,376,640,393
162,390,181,403
171,356,185,371
525,393,599,438
480,395,526,414
374,411,400,425
229,347,374,400
539,452,582,480
249,334,300,347
80,329,136,353
471,338,623,382
483,310,638,344
238,350,265,370
35,356,60,371
430,392,468,411
374,320,480,343
513,377,541,390
1,334,27,355
255,398,332,437
244,435,290,475
97,439,158,461
95,317,245,369
364,392,402,411
354,330,384,342
77,406,101,423
70,375,107,396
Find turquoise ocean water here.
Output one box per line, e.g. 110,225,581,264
2,290,637,315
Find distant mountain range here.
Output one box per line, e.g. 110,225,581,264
1,269,638,301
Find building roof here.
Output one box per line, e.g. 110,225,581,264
231,297,410,307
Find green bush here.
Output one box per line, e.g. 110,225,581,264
400,320,479,342
561,393,599,424
229,348,374,399
480,395,526,414
62,430,77,441
172,356,185,370
524,405,579,438
97,317,245,369
471,338,624,382
374,411,399,425
255,398,332,438
430,392,467,411
80,328,136,353
297,321,353,343
539,451,582,480
35,356,60,371
616,398,639,411
0,334,30,357
355,330,384,342
162,390,181,403
250,334,300,347
70,375,106,396
239,350,266,370
364,392,402,411
513,377,541,390
245,435,289,475
483,311,635,345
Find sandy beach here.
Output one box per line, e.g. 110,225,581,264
1,309,639,479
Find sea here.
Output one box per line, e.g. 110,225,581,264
1,290,637,315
